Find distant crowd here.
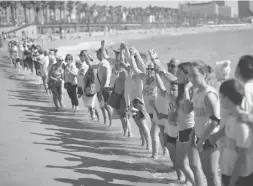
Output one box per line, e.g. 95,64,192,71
6,38,253,186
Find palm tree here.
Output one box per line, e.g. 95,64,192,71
48,1,57,22
41,1,49,24
9,1,17,24
33,1,44,24
66,1,74,22
57,1,65,22
0,1,10,24
20,1,29,24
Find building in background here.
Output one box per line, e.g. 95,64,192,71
214,1,225,6
219,5,233,18
238,0,253,18
180,2,219,17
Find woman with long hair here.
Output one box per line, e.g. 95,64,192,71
174,62,195,185
48,56,65,110
64,54,79,110
188,61,221,186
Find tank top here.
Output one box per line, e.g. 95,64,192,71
177,99,195,131
193,86,220,137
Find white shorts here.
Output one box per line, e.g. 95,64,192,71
82,94,97,108
153,111,167,126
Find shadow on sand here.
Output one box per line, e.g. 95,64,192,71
5,68,177,186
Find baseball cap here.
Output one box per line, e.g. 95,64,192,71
113,49,120,54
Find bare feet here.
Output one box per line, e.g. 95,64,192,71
163,148,169,156
141,139,145,147
128,131,133,138
151,154,158,160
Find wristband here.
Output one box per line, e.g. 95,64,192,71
210,115,220,125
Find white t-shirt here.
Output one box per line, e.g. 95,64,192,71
241,80,253,115
40,56,49,77
77,63,89,88
64,62,78,85
221,115,253,177
193,86,220,137
96,59,112,92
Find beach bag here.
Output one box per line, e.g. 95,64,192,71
108,87,124,109
84,79,96,97
64,82,71,89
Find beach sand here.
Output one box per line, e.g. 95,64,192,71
0,51,183,186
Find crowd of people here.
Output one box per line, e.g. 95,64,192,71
6,38,253,186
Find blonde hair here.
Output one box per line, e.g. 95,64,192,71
191,60,217,87
215,60,231,81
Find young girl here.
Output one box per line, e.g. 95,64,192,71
151,81,184,181
188,61,221,186
210,79,253,186
148,49,177,159
173,62,195,185
143,63,159,157
64,54,79,110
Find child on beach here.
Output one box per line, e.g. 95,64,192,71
150,81,185,181
209,79,253,186
234,55,253,127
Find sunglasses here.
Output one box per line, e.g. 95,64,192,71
59,60,64,62
146,68,154,71
178,65,188,74
66,58,72,61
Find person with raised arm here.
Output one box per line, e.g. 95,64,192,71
106,48,133,136
94,40,113,126
120,43,151,150
148,49,178,158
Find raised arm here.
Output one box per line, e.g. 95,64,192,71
149,49,176,82
128,47,145,76
101,40,110,59
119,46,130,72
155,72,167,98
